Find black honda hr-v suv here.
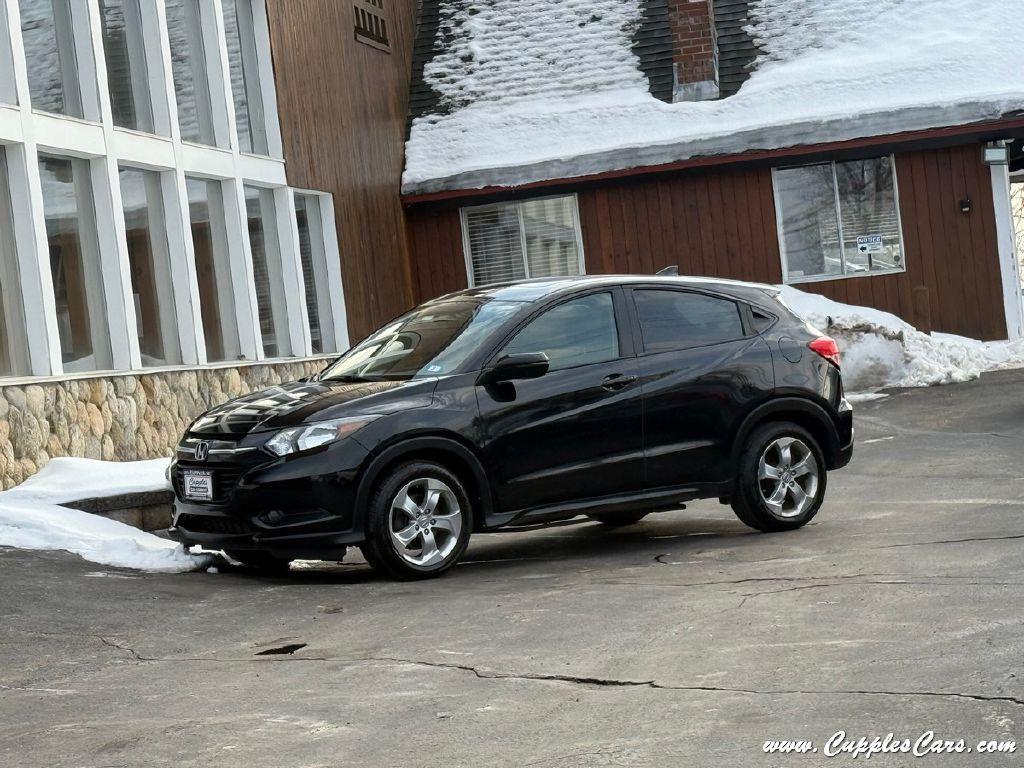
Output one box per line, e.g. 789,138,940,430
170,275,853,579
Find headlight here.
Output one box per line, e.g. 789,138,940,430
264,415,380,457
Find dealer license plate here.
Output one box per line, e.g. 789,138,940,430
183,470,214,502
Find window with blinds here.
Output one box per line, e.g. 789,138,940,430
461,195,585,287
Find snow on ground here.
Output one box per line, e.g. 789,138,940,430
404,0,1024,191
780,286,1024,393
0,458,210,573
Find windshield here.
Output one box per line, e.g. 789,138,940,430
320,297,523,382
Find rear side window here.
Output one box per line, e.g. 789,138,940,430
502,292,619,371
750,307,777,333
634,290,745,352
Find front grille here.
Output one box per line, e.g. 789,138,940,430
173,465,246,505
176,514,250,535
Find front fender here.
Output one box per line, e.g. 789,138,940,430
353,435,498,534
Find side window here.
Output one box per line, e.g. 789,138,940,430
634,290,745,352
502,293,619,371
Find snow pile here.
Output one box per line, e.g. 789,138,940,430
405,0,1024,192
0,458,209,572
779,287,1024,392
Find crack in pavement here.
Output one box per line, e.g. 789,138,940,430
877,534,1024,548
596,573,1021,590
98,636,150,662
81,642,1024,711
364,656,1024,710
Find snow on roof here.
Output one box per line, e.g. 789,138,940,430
403,0,1024,195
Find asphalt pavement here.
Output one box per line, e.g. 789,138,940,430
3,370,1024,767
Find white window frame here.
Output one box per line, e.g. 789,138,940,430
0,0,344,383
772,154,908,285
0,2,16,105
216,0,281,159
291,188,349,354
0,145,30,375
459,193,587,287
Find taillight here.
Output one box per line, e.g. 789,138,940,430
808,336,841,368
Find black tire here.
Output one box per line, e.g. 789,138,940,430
360,461,472,580
225,550,293,573
587,511,650,527
730,422,827,532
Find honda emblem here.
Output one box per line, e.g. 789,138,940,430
194,441,210,462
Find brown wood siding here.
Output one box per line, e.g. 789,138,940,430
405,143,1007,340
266,0,417,341
407,204,468,303
576,166,785,285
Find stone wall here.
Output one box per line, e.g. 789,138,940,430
0,360,326,490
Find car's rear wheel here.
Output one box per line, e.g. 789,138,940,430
360,461,472,580
587,511,649,527
731,423,826,532
225,550,293,573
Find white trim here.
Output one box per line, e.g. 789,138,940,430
459,193,588,287
0,104,21,141
0,0,349,385
0,353,339,388
248,0,282,159
111,129,175,168
4,142,62,375
273,184,309,356
0,1,15,107
774,155,908,286
990,163,1024,340
292,189,350,353
227,176,263,360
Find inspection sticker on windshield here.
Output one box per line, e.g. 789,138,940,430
183,470,213,502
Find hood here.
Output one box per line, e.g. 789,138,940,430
188,378,437,437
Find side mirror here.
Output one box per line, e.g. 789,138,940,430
479,352,550,385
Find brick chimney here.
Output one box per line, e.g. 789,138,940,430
667,0,719,102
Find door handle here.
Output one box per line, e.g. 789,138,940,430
601,374,638,391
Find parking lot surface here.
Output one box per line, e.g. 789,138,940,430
2,370,1024,767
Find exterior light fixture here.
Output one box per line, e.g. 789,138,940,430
982,143,1009,165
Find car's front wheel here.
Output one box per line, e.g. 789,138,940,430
731,423,826,532
360,461,472,580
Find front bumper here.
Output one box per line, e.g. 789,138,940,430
169,437,370,559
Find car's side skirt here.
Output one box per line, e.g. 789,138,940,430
492,483,730,530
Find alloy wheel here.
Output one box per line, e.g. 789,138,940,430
388,477,464,567
757,436,819,519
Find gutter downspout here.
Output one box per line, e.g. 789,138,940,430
990,159,1024,340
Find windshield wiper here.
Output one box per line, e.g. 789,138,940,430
324,374,376,383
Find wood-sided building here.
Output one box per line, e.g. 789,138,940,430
401,0,1024,342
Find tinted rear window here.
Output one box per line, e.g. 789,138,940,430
634,290,745,352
